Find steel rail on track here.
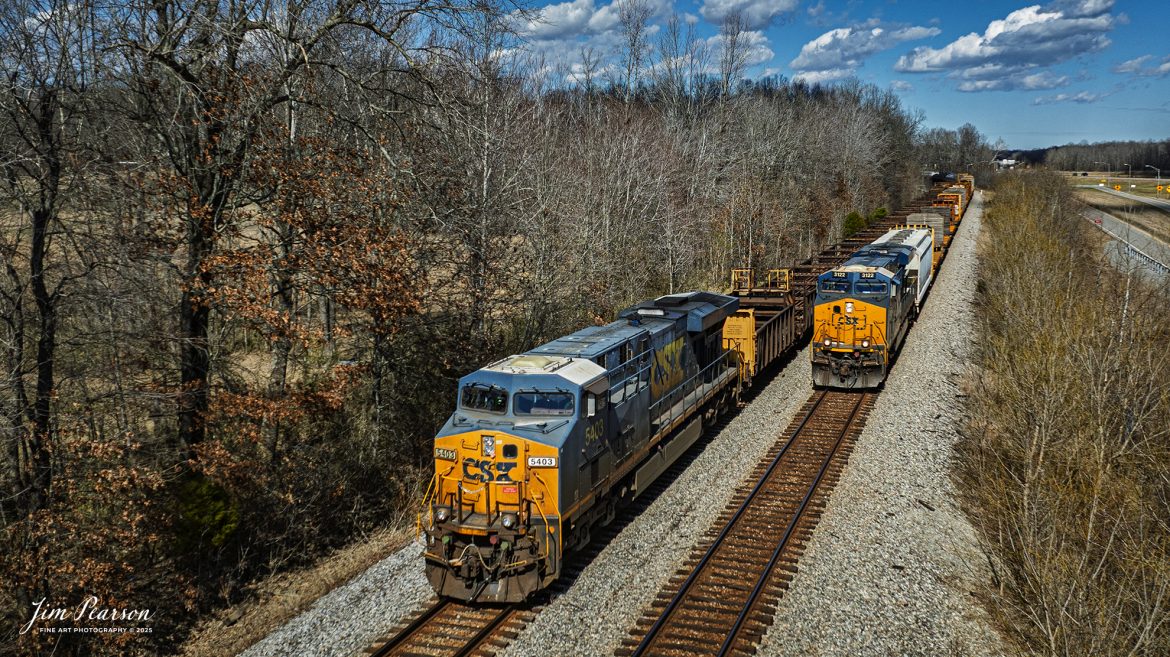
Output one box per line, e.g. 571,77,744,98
371,599,515,657
629,390,835,656
371,599,450,657
451,606,514,657
715,392,868,657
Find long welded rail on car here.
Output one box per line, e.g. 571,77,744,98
621,390,874,657
366,599,517,657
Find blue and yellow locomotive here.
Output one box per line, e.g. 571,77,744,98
811,227,938,388
422,292,741,602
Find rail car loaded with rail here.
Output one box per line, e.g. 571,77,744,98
420,177,973,603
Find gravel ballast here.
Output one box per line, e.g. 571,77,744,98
759,192,1005,657
240,541,432,657
243,346,817,657
244,193,1000,657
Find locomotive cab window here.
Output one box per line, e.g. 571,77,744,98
855,282,888,295
819,280,850,294
585,391,607,417
514,392,575,416
461,384,508,414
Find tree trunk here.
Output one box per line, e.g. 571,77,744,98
178,202,213,452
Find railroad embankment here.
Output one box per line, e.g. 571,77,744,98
761,190,1004,656
959,172,1170,656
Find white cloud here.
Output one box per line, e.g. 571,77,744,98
699,0,799,30
957,70,1069,92
792,68,853,85
707,30,774,67
512,0,670,40
513,0,598,40
1113,55,1150,74
1113,54,1170,78
894,0,1117,92
890,80,913,91
1032,90,1108,104
791,22,939,74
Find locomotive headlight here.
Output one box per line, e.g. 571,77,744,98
845,302,854,313
823,338,832,347
434,505,452,523
482,435,495,458
501,512,519,530
862,339,870,348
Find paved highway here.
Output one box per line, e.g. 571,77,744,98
1081,206,1170,281
1077,184,1170,212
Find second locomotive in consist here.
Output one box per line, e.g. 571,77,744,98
811,226,940,388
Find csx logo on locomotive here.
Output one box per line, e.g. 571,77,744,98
651,337,686,398
462,458,517,483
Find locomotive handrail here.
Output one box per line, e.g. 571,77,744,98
647,350,734,428
531,471,560,573
416,470,441,538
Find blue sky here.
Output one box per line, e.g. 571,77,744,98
512,0,1169,149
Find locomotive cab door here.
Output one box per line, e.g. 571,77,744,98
581,379,612,492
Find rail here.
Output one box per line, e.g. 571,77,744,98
623,390,875,657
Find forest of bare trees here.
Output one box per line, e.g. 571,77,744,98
0,1,952,653
1041,139,1170,175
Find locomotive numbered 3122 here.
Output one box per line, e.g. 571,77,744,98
811,225,942,388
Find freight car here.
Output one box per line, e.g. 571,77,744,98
722,269,813,388
422,292,743,602
811,226,942,388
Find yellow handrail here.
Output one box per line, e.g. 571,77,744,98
415,466,453,539
531,471,560,566
416,471,438,539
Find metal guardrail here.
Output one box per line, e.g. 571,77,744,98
1083,213,1170,275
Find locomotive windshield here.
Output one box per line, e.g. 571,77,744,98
460,384,508,414
819,280,850,294
855,282,888,295
514,392,575,416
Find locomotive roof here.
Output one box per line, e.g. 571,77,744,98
618,291,739,333
481,354,606,386
873,227,930,248
831,242,913,278
529,321,650,360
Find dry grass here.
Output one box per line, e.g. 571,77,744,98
178,527,413,657
959,171,1170,657
1074,188,1170,244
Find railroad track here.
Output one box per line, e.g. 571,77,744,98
617,389,875,657
364,599,534,657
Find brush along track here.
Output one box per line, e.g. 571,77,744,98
364,599,533,657
618,390,875,657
